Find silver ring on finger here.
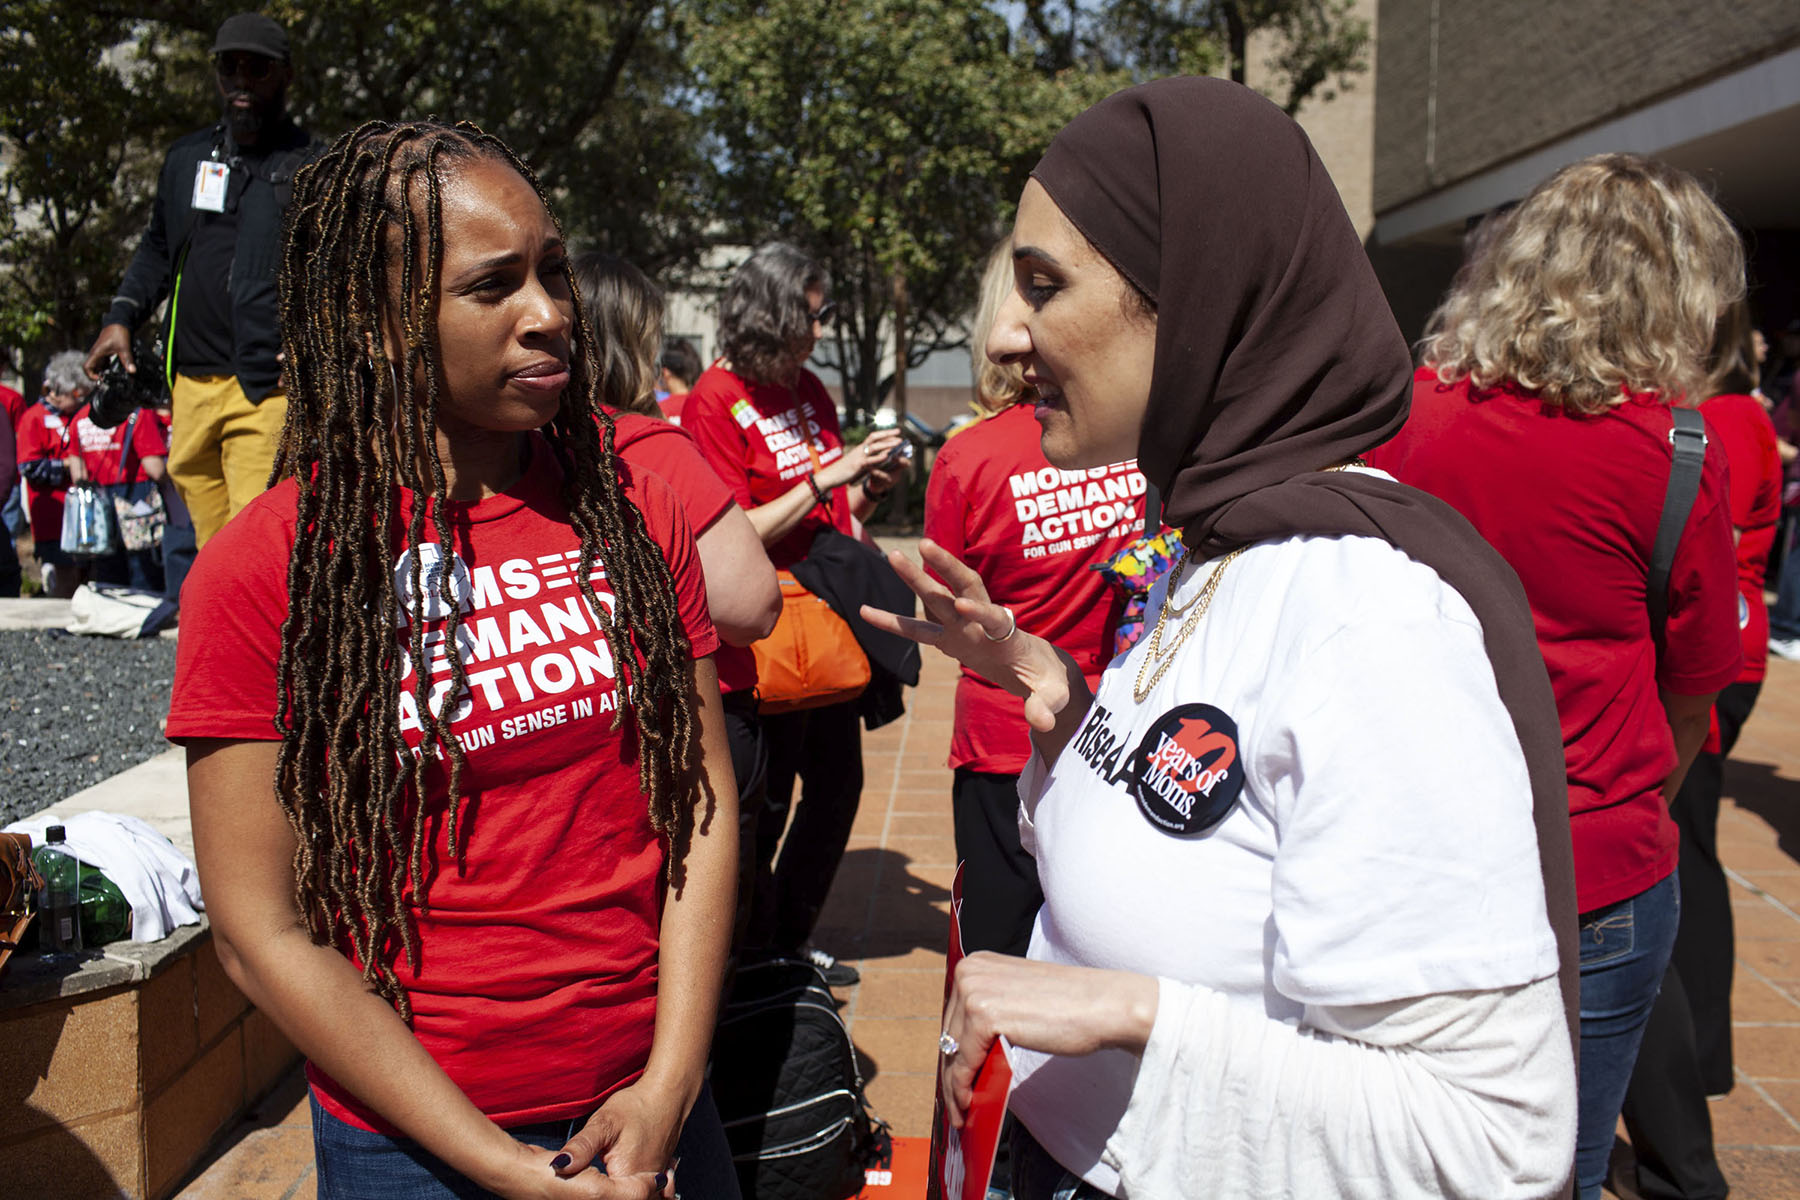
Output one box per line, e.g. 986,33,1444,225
938,1030,960,1057
983,606,1018,643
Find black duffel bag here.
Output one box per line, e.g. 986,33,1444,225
712,957,892,1199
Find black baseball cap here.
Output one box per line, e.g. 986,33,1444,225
212,13,290,63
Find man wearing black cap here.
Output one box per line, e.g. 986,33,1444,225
83,12,322,553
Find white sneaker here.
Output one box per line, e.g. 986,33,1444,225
1769,636,1800,661
803,945,861,987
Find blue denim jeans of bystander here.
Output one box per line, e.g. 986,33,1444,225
311,1083,739,1200
1768,519,1800,643
1575,870,1680,1200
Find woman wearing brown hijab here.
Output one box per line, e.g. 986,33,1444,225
865,78,1578,1199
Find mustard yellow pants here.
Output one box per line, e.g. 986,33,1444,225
168,373,288,548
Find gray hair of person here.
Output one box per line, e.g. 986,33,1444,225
43,351,90,397
718,242,829,384
572,250,665,418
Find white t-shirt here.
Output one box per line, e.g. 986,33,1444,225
1008,523,1569,1198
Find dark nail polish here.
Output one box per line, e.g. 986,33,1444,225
654,1171,668,1190
550,1153,572,1170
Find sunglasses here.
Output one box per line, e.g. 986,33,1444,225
215,52,278,80
808,301,837,328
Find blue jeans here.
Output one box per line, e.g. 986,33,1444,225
1575,871,1680,1200
1770,518,1800,641
311,1083,739,1200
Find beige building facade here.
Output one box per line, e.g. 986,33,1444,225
1370,0,1800,339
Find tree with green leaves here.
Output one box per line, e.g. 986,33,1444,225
254,0,715,275
1017,0,1369,114
0,7,200,378
691,0,1117,423
0,1,709,377
691,0,1367,423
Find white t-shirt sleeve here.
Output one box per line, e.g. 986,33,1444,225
1255,604,1557,1006
1104,974,1574,1199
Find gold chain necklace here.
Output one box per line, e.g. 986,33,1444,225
1133,546,1245,701
1132,461,1363,701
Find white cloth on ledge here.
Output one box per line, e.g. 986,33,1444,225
4,810,205,941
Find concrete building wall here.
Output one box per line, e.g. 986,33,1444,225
1375,0,1800,215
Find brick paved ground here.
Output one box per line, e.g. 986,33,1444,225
179,647,1800,1199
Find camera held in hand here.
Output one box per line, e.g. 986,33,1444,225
87,337,168,429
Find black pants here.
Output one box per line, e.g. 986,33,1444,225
0,523,19,597
749,699,863,954
722,689,770,951
952,768,1044,958
1619,679,1761,1199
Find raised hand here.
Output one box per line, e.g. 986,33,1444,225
859,538,1090,740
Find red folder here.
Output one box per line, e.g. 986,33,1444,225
926,864,1014,1200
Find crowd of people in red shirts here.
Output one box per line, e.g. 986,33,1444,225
2,350,178,599
9,55,1800,1200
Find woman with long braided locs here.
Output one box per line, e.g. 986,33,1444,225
171,117,740,1198
271,123,697,1018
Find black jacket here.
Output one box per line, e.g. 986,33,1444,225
789,529,920,731
104,120,322,403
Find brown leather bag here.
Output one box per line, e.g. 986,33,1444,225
753,570,871,714
1,832,43,981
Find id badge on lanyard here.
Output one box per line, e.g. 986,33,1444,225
192,159,230,213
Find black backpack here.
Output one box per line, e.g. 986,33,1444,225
712,957,892,1200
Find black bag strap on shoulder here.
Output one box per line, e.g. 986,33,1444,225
1649,406,1708,639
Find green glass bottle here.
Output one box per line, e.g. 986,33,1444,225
32,827,83,956
77,865,132,947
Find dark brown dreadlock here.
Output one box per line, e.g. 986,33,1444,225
272,121,697,1017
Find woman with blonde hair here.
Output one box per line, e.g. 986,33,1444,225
1372,152,1743,1200
923,239,1151,960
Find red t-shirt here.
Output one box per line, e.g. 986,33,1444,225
1370,369,1741,912
74,410,168,487
165,438,718,1131
1699,393,1782,686
16,402,78,542
659,392,688,426
925,405,1145,774
1,385,25,437
606,408,756,693
683,364,852,570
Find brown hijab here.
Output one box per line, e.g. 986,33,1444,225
1034,76,1579,1121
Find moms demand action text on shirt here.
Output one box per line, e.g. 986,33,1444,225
1009,464,1146,558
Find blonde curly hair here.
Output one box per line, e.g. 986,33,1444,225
1419,153,1744,414
972,237,1030,416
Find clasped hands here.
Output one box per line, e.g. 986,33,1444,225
496,1078,684,1199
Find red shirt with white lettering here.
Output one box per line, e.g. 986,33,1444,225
166,437,718,1131
1699,393,1783,686
925,404,1145,774
607,407,756,693
683,364,852,570
74,409,168,487
1370,369,1740,912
